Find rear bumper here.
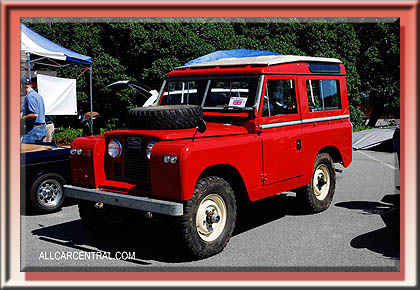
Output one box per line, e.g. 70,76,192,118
64,185,183,216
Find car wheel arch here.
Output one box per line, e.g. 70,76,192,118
196,164,250,204
318,145,344,165
27,169,69,191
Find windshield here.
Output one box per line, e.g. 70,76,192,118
159,76,260,109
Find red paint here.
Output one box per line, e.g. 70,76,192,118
5,0,411,284
70,60,352,204
70,135,106,188
105,122,248,140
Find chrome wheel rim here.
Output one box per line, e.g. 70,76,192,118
195,194,227,242
313,164,330,201
37,179,63,208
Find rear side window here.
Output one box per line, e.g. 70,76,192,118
306,80,341,111
262,79,298,117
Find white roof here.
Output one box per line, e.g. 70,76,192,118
178,55,342,69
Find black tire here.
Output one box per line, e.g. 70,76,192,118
127,105,203,130
78,201,137,236
29,173,66,213
296,153,336,213
176,176,237,259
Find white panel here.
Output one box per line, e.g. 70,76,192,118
37,74,78,115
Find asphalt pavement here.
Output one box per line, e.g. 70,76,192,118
21,150,400,272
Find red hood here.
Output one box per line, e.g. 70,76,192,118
104,122,249,140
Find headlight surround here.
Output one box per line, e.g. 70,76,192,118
108,139,122,158
146,141,157,159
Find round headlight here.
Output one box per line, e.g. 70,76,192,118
76,148,83,155
70,148,77,155
146,141,157,159
108,139,122,158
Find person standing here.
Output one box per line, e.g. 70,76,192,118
21,76,47,144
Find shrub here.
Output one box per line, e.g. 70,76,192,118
349,104,366,128
53,127,83,147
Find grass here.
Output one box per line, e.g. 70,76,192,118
352,125,374,132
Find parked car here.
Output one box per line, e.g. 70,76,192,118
21,142,71,214
64,54,352,259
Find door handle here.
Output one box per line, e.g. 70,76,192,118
296,139,301,150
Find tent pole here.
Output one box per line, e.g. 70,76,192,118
89,65,93,135
26,52,31,80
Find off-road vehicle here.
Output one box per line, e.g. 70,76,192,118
64,54,352,258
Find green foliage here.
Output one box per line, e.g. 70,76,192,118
53,127,83,146
352,125,375,132
349,104,366,128
22,19,399,130
355,20,400,125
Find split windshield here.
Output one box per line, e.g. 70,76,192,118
159,76,260,110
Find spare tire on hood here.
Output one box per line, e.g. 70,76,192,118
127,105,203,130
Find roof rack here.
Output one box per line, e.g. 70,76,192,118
177,55,342,70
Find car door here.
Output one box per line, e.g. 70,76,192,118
259,76,305,186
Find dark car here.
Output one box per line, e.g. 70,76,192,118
21,142,71,214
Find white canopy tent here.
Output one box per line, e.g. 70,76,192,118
20,23,95,134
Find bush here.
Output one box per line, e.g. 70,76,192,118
352,125,374,132
53,127,83,146
349,104,365,128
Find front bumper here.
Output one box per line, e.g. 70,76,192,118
64,185,183,216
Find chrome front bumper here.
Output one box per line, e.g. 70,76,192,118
64,185,183,216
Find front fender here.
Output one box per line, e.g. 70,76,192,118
150,135,261,201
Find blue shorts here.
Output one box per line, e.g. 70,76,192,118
21,125,47,144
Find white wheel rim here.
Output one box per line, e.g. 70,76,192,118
195,194,227,242
313,164,330,201
37,179,63,208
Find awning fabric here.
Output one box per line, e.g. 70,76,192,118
21,23,92,65
184,49,281,66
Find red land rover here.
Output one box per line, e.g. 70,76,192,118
64,55,352,258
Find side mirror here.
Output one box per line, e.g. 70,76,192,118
192,119,206,142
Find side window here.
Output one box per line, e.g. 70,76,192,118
306,80,341,111
262,79,297,117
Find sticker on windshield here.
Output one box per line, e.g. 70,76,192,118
228,97,247,108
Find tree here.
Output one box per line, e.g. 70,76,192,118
355,20,400,127
23,19,398,130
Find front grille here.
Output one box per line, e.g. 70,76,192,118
107,136,150,183
124,146,149,181
113,162,122,178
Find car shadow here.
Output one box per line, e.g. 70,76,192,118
21,197,79,216
31,193,307,264
234,193,310,235
335,193,400,260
